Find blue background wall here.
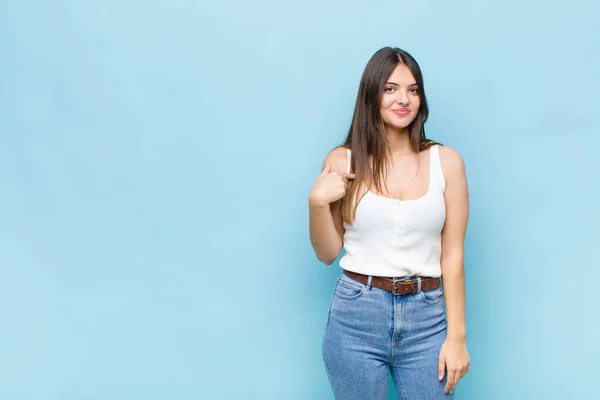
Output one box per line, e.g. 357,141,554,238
1,0,598,398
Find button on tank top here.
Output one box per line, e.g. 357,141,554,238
339,145,447,278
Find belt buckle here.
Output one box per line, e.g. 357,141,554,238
391,279,419,295
392,280,402,296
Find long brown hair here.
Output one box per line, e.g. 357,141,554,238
341,47,441,224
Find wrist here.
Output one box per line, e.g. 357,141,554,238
309,195,328,208
446,331,466,341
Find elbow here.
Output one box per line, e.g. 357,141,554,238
318,256,336,265
440,253,464,273
317,247,341,265
310,239,342,265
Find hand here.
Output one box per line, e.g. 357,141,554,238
438,337,470,394
309,164,355,206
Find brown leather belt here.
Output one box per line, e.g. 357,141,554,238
343,270,441,296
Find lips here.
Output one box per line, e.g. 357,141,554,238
392,109,410,116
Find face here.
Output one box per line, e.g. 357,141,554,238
379,63,421,133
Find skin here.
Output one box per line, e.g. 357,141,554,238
309,63,470,394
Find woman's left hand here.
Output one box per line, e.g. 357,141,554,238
438,337,470,394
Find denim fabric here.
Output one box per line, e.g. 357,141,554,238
322,272,453,400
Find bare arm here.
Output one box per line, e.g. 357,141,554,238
437,145,471,393
309,147,350,265
439,145,469,340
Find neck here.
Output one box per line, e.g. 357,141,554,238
384,127,415,155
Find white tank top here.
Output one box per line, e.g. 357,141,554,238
339,144,447,278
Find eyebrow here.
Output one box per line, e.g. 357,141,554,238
386,81,418,87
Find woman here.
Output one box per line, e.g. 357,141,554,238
309,47,470,399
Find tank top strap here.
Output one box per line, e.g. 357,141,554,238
346,148,352,174
429,144,446,193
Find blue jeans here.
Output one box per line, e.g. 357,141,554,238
322,272,453,400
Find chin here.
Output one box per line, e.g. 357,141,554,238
385,121,413,131
383,115,416,129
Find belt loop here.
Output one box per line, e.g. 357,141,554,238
366,275,373,290
416,276,422,293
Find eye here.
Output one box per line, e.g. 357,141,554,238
384,86,396,93
410,88,419,94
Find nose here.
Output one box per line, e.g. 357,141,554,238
396,90,409,105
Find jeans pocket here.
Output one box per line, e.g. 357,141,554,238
334,275,365,300
419,285,444,305
323,291,335,340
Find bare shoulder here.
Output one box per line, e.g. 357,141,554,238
322,146,349,174
438,144,466,179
